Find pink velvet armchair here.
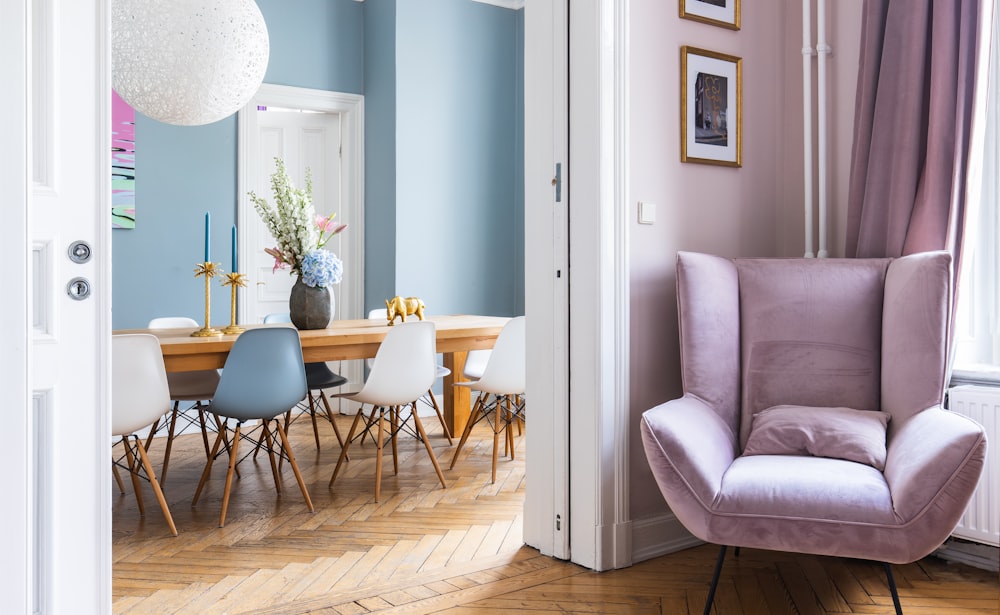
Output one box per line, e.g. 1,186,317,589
641,251,987,615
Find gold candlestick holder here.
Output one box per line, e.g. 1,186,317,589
191,262,223,337
220,272,248,335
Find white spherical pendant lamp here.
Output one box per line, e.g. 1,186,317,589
113,0,270,126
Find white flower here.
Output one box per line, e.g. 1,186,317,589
248,158,347,277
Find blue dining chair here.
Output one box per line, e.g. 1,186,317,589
191,327,314,527
264,312,349,451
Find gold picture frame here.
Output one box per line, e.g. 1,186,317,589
680,0,740,31
680,46,742,168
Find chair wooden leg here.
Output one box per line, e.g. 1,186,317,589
134,433,178,536
192,423,227,506
143,416,161,451
450,394,485,469
330,410,365,488
884,563,904,615
112,464,126,494
411,410,447,490
122,436,146,516
219,423,242,527
704,545,728,615
390,406,400,476
374,409,385,502
307,391,322,450
197,403,212,458
261,420,281,494
320,390,348,460
160,404,180,486
112,441,127,493
274,421,314,513
491,395,502,484
426,389,453,445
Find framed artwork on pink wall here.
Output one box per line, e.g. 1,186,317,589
680,0,740,31
112,89,136,229
680,46,742,168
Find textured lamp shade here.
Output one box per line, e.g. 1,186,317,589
113,0,270,126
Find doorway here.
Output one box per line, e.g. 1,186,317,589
238,83,366,405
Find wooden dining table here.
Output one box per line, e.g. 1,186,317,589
115,314,509,435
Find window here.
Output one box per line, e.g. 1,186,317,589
953,10,1000,381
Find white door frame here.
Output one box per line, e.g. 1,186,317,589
567,0,633,571
237,84,365,326
524,0,633,571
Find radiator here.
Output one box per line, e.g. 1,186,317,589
946,385,1000,547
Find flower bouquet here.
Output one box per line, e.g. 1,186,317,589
249,158,347,329
248,157,347,288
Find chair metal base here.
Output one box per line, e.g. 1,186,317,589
704,545,903,615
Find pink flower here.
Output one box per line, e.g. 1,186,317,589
316,214,347,234
316,214,337,233
264,247,289,273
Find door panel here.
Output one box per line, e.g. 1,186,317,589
10,0,111,611
249,110,343,322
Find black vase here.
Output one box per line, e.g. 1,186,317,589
289,277,333,330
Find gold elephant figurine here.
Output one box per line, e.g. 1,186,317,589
385,296,425,325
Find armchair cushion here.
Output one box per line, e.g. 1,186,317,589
743,405,891,470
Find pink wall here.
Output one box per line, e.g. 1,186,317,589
628,1,863,521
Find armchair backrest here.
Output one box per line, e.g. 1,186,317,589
676,251,951,449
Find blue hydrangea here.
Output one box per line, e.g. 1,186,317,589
300,249,343,287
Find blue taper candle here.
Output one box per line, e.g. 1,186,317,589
231,224,237,273
204,211,211,262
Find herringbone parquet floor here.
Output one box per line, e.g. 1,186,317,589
112,406,999,614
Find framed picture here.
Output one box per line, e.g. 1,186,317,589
680,0,740,30
681,46,742,168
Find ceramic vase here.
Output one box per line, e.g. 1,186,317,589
289,277,333,330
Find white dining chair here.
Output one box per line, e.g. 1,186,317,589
449,316,525,483
329,321,447,501
367,309,453,444
112,334,178,536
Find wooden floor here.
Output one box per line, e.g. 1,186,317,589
113,407,999,614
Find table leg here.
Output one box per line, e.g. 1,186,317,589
443,351,470,437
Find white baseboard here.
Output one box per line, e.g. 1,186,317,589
631,512,702,563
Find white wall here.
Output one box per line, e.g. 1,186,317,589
627,0,864,547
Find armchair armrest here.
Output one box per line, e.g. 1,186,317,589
641,394,739,513
884,406,987,522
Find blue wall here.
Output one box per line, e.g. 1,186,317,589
112,0,524,329
395,1,524,317
363,0,398,313
112,0,364,329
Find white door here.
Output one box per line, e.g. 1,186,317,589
1,0,110,611
524,0,571,561
248,108,345,322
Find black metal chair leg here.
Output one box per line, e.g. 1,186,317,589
704,545,727,615
883,562,903,615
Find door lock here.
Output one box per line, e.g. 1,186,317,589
67,277,92,300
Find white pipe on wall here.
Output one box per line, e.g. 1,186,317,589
802,0,815,258
816,0,831,258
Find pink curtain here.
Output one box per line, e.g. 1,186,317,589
846,0,983,263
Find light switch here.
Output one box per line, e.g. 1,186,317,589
638,201,656,225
